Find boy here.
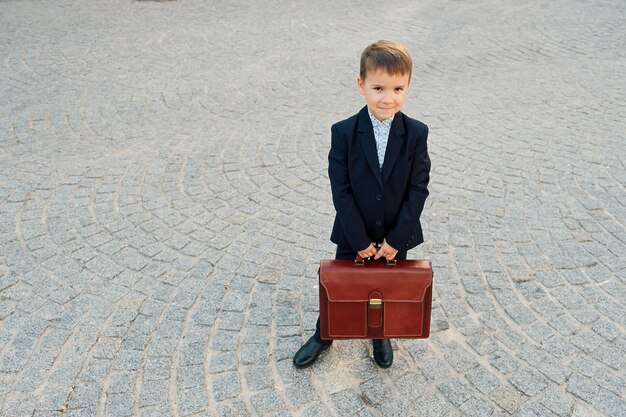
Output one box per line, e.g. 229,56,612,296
293,40,431,369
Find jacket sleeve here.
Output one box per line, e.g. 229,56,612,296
385,125,431,249
328,124,371,252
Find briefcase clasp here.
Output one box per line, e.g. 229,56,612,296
369,298,382,309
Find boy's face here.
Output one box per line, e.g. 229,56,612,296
357,69,410,122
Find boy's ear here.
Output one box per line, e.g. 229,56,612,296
357,77,366,95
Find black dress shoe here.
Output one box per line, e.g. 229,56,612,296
293,336,331,369
372,339,393,368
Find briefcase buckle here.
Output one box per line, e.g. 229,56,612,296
369,298,382,309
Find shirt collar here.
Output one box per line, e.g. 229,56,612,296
368,110,394,128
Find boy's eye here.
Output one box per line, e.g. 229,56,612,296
374,87,382,91
395,87,404,92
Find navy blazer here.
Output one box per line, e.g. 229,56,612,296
328,106,430,252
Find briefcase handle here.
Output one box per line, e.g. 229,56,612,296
354,254,397,267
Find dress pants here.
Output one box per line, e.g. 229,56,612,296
313,245,408,345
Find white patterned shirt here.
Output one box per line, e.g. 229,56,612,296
368,110,394,171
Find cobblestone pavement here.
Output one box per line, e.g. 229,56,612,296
1,0,625,416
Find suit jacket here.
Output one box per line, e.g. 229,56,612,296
328,106,430,252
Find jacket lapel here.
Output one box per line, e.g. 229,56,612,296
356,107,384,188
382,112,406,184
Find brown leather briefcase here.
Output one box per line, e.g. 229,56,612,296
319,257,432,340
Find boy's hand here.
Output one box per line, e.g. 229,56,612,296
357,243,378,259
374,239,399,260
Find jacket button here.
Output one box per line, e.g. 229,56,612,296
376,194,382,201
375,220,382,226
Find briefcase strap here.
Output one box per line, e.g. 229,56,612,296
368,291,383,328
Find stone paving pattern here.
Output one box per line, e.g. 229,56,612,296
1,0,625,416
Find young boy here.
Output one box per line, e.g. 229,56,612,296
293,40,431,369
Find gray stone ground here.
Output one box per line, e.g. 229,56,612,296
0,0,625,416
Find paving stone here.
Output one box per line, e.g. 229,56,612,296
569,307,601,325
419,357,452,383
505,304,535,325
138,405,174,417
217,311,244,331
85,256,124,280
80,359,111,382
566,373,599,404
592,367,625,395
466,334,499,355
147,337,178,357
442,341,478,373
489,349,520,375
0,395,37,417
536,355,570,385
178,386,208,416
591,318,620,341
216,400,251,417
529,298,562,319
353,408,377,417
107,371,136,395
594,389,626,417
377,397,416,417
114,348,144,371
415,392,451,417
239,343,270,366
516,343,547,365
176,365,205,391
274,334,302,361
104,393,133,417
570,330,604,353
571,403,605,417
250,389,286,415
541,336,576,359
591,344,625,370
492,383,526,414
548,315,581,336
513,401,556,417
275,358,302,385
465,366,501,394
459,397,494,417
525,326,556,347
330,389,365,416
284,378,317,407
540,386,575,417
211,372,240,402
595,299,624,322
394,372,429,398
32,412,63,417
494,329,526,351
209,351,238,373
535,271,563,288
570,354,599,378
437,379,472,406
509,368,547,397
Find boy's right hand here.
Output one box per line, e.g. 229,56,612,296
357,243,379,259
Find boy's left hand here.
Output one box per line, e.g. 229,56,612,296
374,239,399,261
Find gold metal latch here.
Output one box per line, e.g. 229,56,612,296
369,298,382,309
